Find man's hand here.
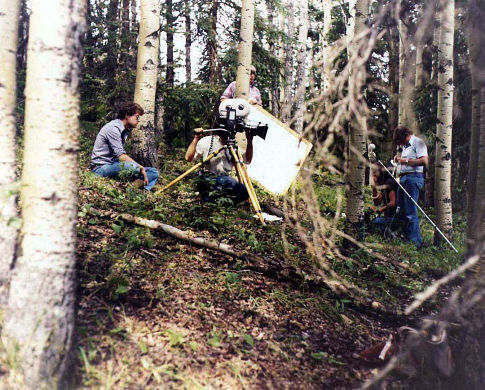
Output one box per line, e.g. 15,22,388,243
248,98,257,105
194,128,204,140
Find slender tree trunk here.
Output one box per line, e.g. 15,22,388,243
267,0,278,114
185,0,192,82
130,0,138,67
281,0,295,123
398,18,416,129
166,0,175,87
278,11,286,116
434,0,454,242
132,0,161,167
208,0,219,84
415,37,424,88
345,0,369,225
235,0,255,99
106,0,120,105
293,0,309,134
1,0,85,386
387,27,399,159
478,86,485,235
0,0,21,306
466,1,483,244
321,0,332,94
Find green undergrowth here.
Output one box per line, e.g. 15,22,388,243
74,123,467,388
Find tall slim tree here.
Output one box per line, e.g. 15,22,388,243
235,0,255,99
0,0,21,306
132,0,161,167
166,0,175,87
434,0,454,241
321,0,332,94
293,0,309,134
185,0,192,82
346,0,369,226
281,0,296,123
1,0,86,386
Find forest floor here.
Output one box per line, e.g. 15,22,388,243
73,124,465,389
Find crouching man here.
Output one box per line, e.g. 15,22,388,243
185,128,253,204
90,102,159,190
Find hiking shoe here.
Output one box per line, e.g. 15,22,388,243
132,179,145,189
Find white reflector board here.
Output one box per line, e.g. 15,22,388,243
243,105,312,195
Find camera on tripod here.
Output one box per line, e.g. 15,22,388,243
215,98,268,140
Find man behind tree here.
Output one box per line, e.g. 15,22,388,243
393,126,428,248
90,102,159,190
220,65,262,106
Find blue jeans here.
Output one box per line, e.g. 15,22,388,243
398,174,424,247
92,162,158,190
197,173,248,204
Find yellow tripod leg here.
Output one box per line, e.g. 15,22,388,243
236,149,263,222
156,146,226,194
228,146,265,225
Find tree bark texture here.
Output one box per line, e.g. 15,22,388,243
387,27,400,159
165,0,175,87
398,19,416,130
208,0,219,84
466,0,485,244
0,0,21,306
293,0,309,134
235,0,255,100
434,0,454,240
345,0,369,225
321,0,332,94
1,0,86,387
281,0,295,123
133,0,161,167
184,0,192,83
17,0,29,70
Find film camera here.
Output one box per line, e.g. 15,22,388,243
213,98,268,140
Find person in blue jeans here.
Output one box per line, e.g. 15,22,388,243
185,128,253,204
393,126,428,248
370,166,400,234
90,102,159,190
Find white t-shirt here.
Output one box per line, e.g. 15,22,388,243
401,134,428,174
195,136,233,175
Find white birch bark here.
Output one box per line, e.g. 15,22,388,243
235,0,255,99
281,0,295,123
434,0,454,239
278,11,286,112
345,0,368,224
1,0,86,386
0,0,21,305
398,19,415,128
321,0,332,93
293,0,309,134
133,0,160,166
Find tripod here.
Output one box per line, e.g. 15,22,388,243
157,132,266,225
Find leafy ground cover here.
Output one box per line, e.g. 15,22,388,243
74,124,465,389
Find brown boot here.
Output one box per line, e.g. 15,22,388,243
132,179,145,189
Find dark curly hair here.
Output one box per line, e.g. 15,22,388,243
393,125,412,145
116,102,144,119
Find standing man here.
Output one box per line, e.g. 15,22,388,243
221,65,262,106
393,126,428,248
90,102,159,190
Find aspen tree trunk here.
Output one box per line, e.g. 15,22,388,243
267,0,279,114
466,2,483,244
208,0,219,84
345,0,368,225
434,0,454,242
166,0,175,87
185,0,192,83
321,0,332,94
278,11,286,115
398,19,416,129
1,0,85,386
415,39,424,88
293,0,309,134
386,26,399,159
235,0,255,99
132,0,161,167
281,0,295,123
0,0,21,306
478,86,485,235
17,0,29,71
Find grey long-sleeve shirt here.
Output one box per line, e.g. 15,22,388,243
90,119,130,168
